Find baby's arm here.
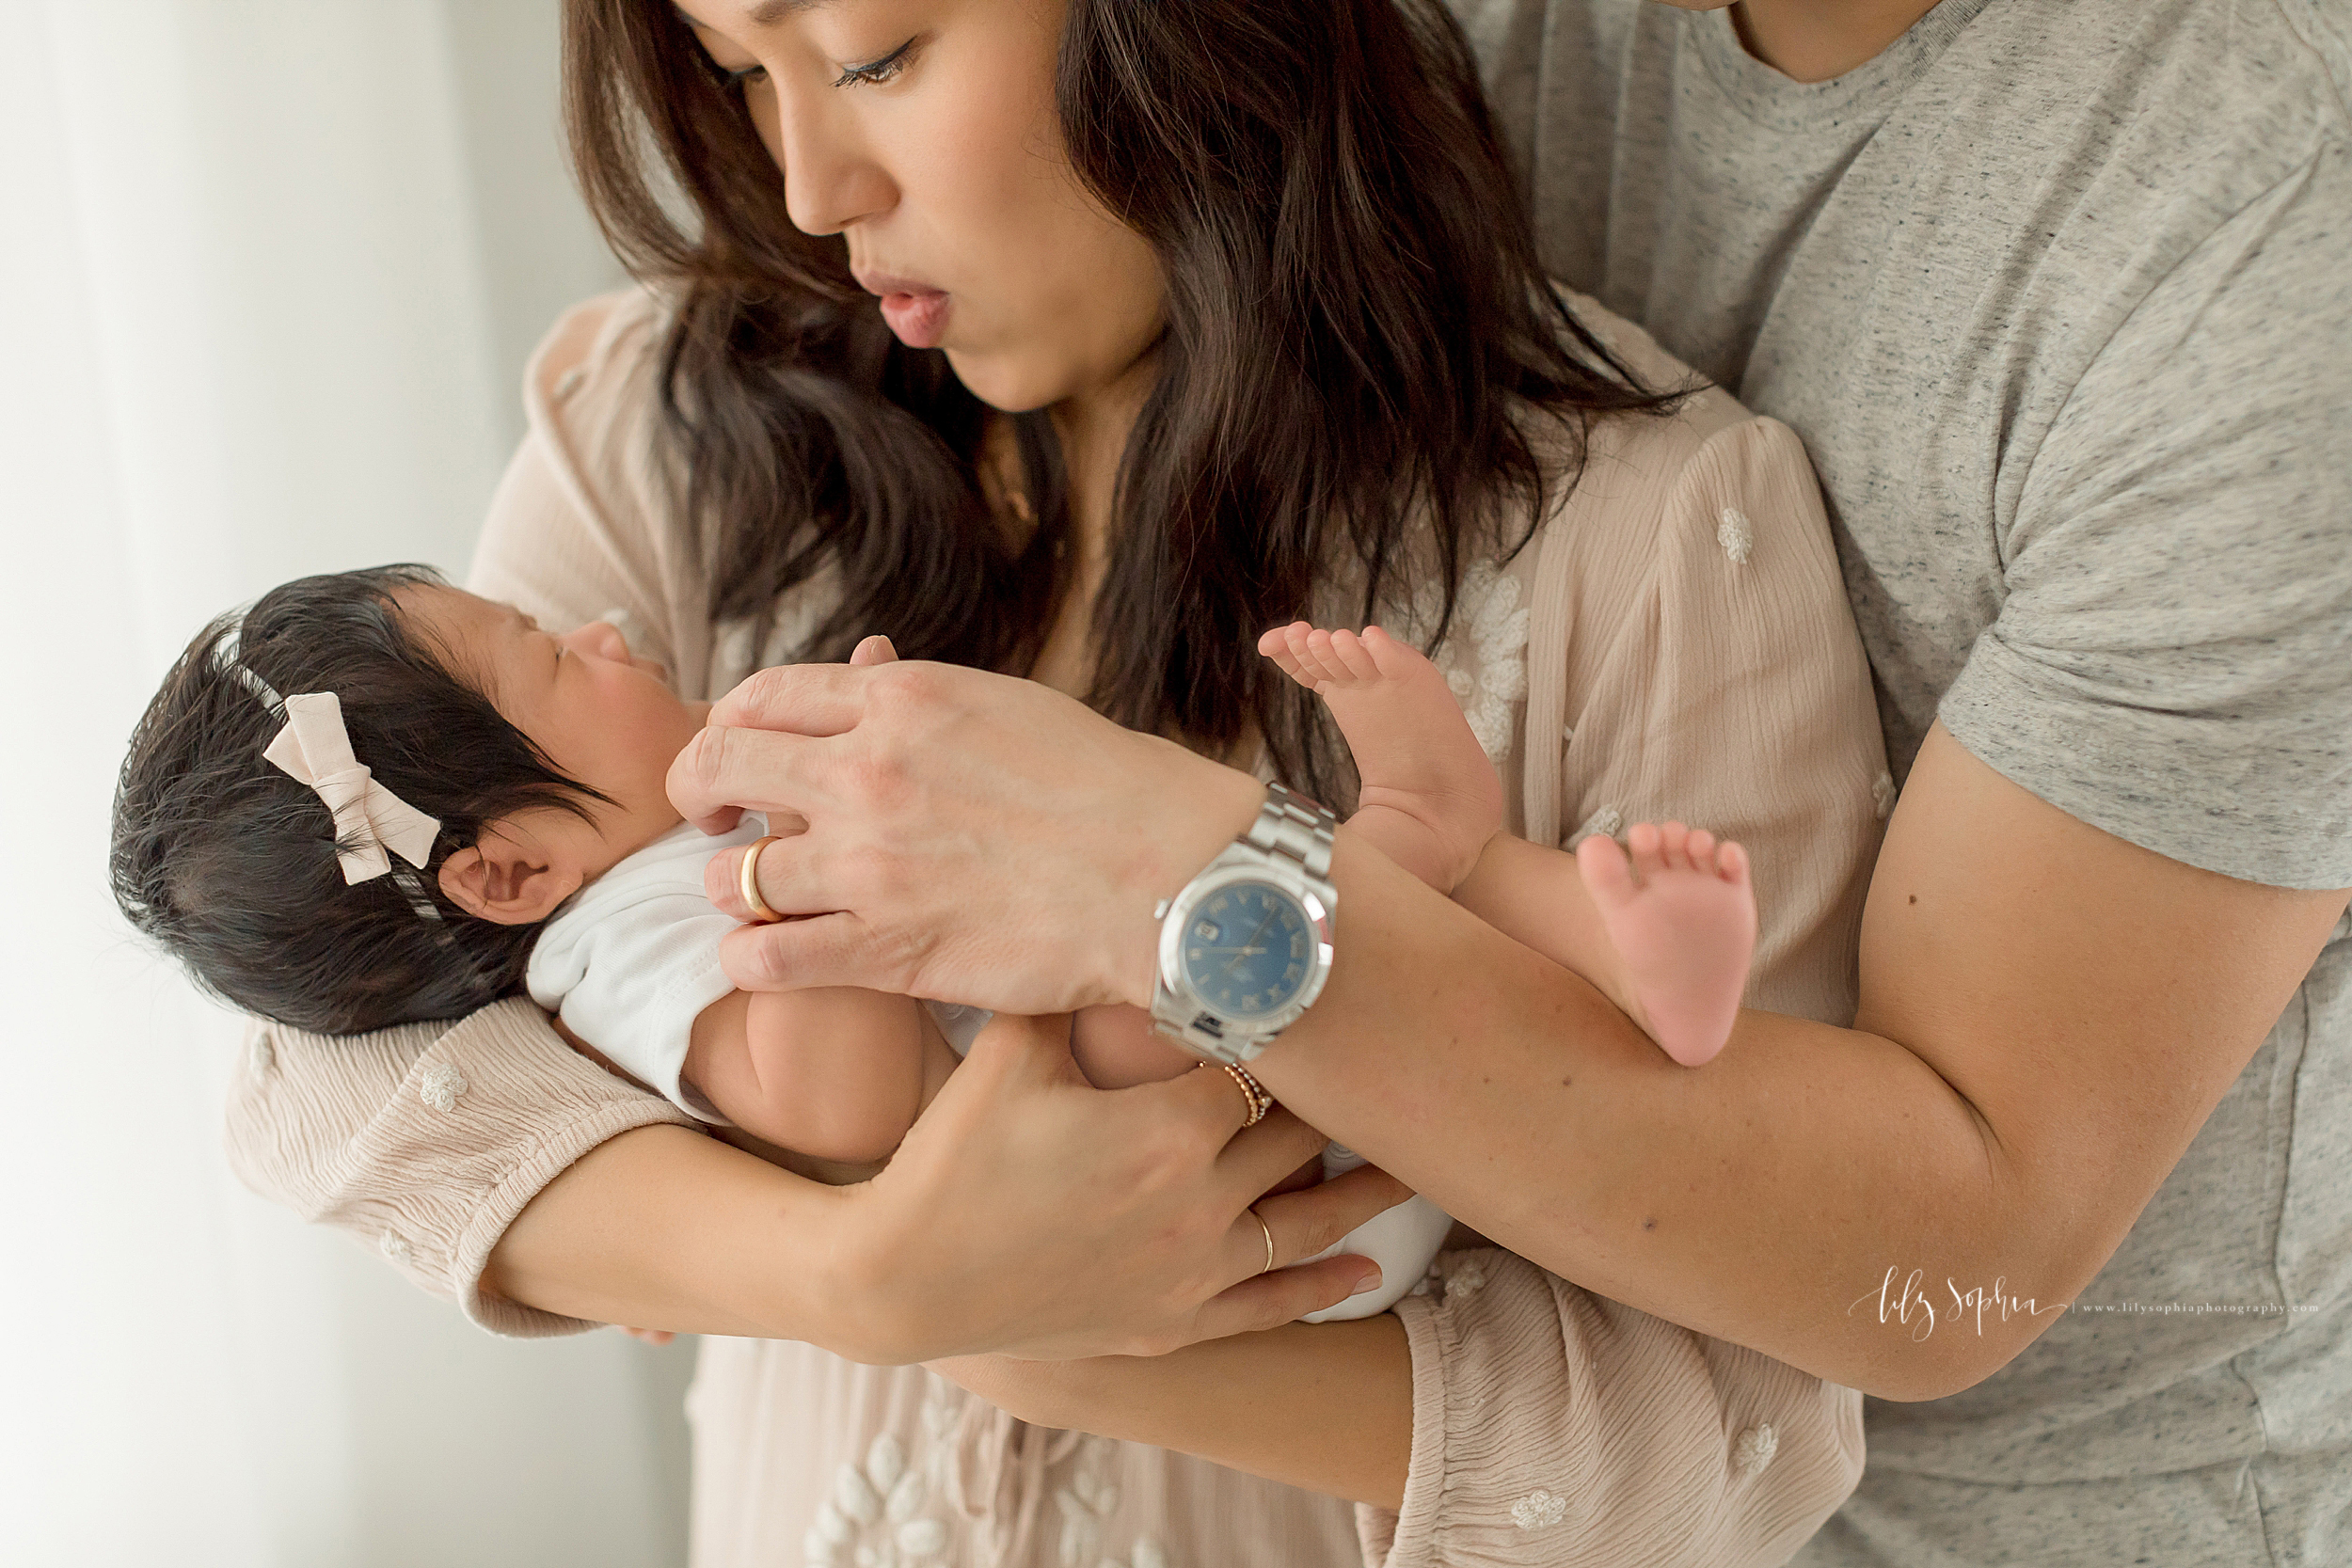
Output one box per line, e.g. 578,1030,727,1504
684,989,960,1164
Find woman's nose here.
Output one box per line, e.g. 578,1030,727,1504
757,75,895,236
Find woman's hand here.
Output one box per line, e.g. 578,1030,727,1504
667,654,1263,1012
834,1013,1407,1361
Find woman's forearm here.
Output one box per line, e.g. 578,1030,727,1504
936,1316,1413,1508
485,1123,872,1346
486,1019,1413,1364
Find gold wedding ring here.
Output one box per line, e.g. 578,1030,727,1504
1224,1062,1273,1128
739,835,786,925
1249,1206,1276,1276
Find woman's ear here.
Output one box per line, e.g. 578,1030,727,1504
437,828,582,926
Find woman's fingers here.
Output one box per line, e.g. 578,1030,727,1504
1175,1167,1410,1341
1190,1256,1388,1342
1242,1163,1412,1282
667,722,837,834
717,911,883,992
707,658,877,732
703,823,814,924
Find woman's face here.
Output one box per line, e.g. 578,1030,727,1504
674,0,1166,414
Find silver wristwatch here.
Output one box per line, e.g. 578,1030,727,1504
1149,782,1338,1065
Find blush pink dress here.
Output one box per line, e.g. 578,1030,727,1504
227,288,1886,1567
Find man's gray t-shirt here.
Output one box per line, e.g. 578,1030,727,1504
1454,0,2352,1561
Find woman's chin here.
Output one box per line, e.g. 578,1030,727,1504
943,349,1065,415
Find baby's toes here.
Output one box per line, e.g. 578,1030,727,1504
1577,832,1639,911
1301,631,1348,687
1359,624,1415,680
1685,828,1718,874
1258,630,1311,685
1656,820,1692,872
1327,629,1382,683
1626,820,1666,879
1716,839,1750,885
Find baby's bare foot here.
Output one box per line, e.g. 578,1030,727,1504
1259,622,1502,891
1574,822,1755,1067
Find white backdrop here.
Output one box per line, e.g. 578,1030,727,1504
0,3,699,1562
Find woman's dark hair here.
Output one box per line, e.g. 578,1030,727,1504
563,0,1674,800
110,565,607,1035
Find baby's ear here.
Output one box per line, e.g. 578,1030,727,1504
437,832,580,926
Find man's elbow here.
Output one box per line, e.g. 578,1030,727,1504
1846,1294,2072,1402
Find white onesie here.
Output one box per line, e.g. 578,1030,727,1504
523,814,1448,1319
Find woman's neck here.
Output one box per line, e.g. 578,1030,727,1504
1025,353,1158,698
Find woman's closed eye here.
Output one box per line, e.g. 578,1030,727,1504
832,38,917,89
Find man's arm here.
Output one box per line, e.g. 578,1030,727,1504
1256,728,2348,1401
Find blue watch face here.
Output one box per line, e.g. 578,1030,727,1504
1179,880,1315,1021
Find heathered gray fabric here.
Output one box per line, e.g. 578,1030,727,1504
1449,0,2352,1561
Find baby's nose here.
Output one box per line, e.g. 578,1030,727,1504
570,620,629,660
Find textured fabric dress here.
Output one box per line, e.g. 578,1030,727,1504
227,286,1891,1567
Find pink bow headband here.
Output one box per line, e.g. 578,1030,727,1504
217,634,453,933
262,691,441,884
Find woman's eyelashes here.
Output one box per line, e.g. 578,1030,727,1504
831,38,917,89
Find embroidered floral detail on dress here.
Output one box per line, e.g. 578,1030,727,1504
1510,1489,1569,1530
1717,507,1755,565
1041,1438,1177,1568
1871,771,1898,820
378,1230,408,1263
1567,805,1623,849
1733,1423,1778,1476
1437,561,1533,764
1392,555,1532,766
805,1432,946,1568
250,1036,273,1074
801,1368,1178,1567
1443,1259,1488,1304
1055,1439,1123,1566
417,1061,466,1111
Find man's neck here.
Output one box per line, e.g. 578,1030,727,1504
1731,0,1942,83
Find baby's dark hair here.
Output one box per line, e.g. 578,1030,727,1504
110,564,609,1035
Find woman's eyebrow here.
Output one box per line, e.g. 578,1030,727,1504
675,0,834,27
746,0,833,21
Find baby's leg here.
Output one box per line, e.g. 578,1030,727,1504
1572,825,1753,1066
1258,623,1502,891
1455,823,1755,1067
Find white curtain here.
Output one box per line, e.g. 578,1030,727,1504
0,4,694,1563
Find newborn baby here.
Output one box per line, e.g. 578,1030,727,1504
113,563,1755,1323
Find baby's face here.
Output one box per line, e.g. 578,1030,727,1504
401,585,710,870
